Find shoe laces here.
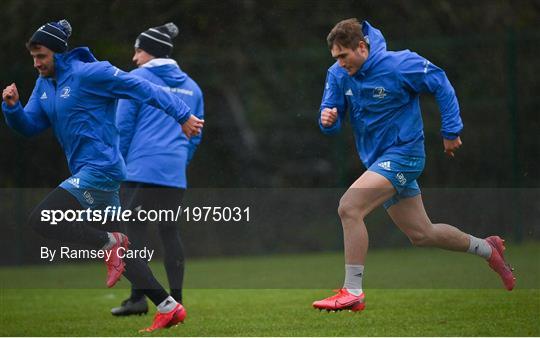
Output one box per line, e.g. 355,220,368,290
325,288,348,300
106,258,122,270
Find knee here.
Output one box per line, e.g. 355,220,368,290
337,196,367,224
158,224,183,251
407,229,433,247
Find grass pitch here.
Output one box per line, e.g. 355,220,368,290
1,242,539,336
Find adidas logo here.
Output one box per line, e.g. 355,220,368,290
40,92,47,100
345,89,353,96
67,177,80,188
377,161,391,171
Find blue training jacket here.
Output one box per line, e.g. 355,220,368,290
319,21,463,168
2,47,191,182
117,59,204,188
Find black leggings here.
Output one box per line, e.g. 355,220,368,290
28,187,169,305
121,182,185,303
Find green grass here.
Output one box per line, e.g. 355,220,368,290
1,242,539,336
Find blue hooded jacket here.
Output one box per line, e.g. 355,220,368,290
2,47,191,183
319,21,463,168
116,59,204,188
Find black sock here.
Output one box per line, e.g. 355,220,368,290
159,224,185,304
130,289,145,301
123,257,169,306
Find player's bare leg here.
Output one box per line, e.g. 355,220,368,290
313,171,395,312
340,171,395,264
386,194,469,250
387,195,515,290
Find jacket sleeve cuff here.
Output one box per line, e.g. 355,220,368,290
2,101,22,114
177,112,191,125
441,130,461,140
319,118,340,134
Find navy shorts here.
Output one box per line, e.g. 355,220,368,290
367,154,425,209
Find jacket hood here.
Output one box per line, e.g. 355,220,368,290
142,58,187,87
357,21,387,76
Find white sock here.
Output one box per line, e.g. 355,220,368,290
157,296,178,313
467,235,492,259
343,264,364,296
101,232,116,250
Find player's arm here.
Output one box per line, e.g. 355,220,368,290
116,98,141,159
2,83,51,137
319,70,347,135
399,53,463,156
82,62,203,138
186,89,204,164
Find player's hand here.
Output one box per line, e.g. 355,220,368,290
2,83,19,107
320,107,338,127
181,114,204,138
443,136,462,158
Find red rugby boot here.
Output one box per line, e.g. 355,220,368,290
313,289,365,312
105,232,129,288
485,236,516,291
140,304,186,333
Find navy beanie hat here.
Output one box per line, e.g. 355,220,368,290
135,22,179,58
29,19,72,53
